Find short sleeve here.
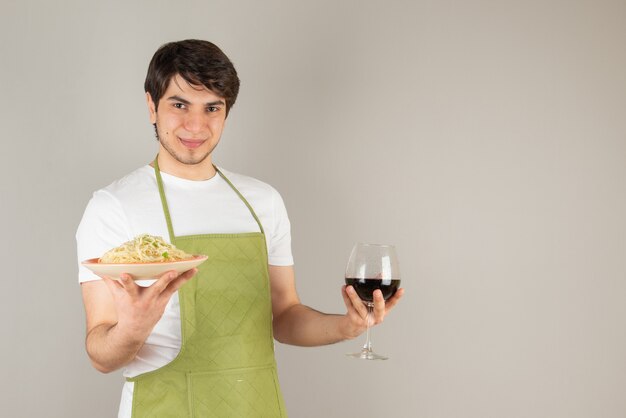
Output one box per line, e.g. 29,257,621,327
76,190,131,282
267,188,294,266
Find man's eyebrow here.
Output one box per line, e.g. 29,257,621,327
166,95,191,104
166,95,225,107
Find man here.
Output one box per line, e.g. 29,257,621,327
77,39,403,417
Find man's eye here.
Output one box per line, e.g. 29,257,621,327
173,103,186,109
207,106,220,112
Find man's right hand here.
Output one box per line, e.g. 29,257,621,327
100,269,197,344
81,268,197,373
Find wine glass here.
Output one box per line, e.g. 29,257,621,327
345,243,401,360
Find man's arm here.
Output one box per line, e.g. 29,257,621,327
81,270,196,373
270,265,404,346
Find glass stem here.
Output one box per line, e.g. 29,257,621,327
362,303,373,352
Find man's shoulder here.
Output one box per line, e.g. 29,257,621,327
88,165,155,210
97,165,154,196
218,167,280,197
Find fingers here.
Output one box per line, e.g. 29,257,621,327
344,285,368,319
344,286,405,320
147,270,181,296
384,288,405,311
103,269,197,308
341,285,351,306
179,268,198,281
372,289,385,323
99,274,122,293
99,274,141,301
160,268,197,299
118,274,141,298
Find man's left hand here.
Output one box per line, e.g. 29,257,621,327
339,285,404,340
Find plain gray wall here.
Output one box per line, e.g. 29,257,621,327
2,0,626,417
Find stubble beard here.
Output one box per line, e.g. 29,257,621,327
153,123,216,166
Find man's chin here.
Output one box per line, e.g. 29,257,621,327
158,138,216,167
177,155,210,166
176,150,213,166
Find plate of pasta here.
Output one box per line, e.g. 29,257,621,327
81,234,208,280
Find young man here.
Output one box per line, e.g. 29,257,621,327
77,39,403,417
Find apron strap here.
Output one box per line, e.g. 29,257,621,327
154,157,176,242
153,156,265,240
215,167,266,236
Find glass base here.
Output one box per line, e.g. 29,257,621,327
346,349,388,360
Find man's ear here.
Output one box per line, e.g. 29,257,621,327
146,92,157,124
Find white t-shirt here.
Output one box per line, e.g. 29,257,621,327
76,165,293,417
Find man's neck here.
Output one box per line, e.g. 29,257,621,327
153,152,217,181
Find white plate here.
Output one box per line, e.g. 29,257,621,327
81,255,208,280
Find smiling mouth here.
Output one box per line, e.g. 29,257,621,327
179,137,206,149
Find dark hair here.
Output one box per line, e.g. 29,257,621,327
144,39,240,116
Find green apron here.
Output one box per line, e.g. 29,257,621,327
127,159,287,417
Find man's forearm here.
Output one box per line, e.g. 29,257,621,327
272,304,353,347
86,323,147,373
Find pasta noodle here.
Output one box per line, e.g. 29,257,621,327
99,234,193,263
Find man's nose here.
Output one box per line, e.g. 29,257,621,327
184,111,206,133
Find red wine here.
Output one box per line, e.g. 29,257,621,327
345,278,400,302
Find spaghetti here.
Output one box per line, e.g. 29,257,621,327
99,234,193,263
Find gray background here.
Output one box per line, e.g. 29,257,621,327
2,0,626,417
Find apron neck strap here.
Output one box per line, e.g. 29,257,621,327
153,157,176,241
214,165,266,236
153,156,265,241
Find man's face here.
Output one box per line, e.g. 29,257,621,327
147,74,227,167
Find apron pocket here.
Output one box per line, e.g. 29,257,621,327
187,365,285,418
